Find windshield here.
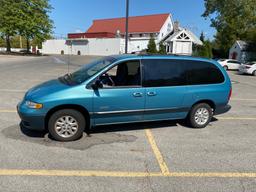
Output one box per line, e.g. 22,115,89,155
60,57,116,85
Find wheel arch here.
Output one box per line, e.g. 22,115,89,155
45,104,91,131
191,100,216,111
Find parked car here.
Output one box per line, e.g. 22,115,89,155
17,55,232,141
239,61,256,76
217,59,241,70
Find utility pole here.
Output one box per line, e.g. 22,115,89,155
125,0,129,54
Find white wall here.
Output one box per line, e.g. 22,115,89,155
87,38,122,55
42,38,123,56
229,42,242,61
172,41,192,55
42,39,70,55
158,14,173,42
128,39,150,53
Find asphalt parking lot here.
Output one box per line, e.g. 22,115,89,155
0,55,255,192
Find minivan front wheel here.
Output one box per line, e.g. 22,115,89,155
188,103,213,128
48,109,85,141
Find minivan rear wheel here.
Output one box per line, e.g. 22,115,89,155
48,109,85,141
188,103,213,128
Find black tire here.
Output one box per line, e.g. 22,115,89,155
188,103,213,128
253,71,256,76
48,109,86,141
223,66,228,70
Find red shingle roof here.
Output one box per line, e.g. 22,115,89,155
86,13,170,34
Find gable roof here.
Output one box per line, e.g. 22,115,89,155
86,13,170,34
165,29,202,45
237,40,256,52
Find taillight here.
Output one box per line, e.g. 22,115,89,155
228,87,232,101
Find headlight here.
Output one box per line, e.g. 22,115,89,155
25,101,43,109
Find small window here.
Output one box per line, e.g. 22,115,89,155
142,59,186,87
142,59,225,87
184,60,225,85
99,60,141,88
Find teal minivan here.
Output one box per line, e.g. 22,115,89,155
17,55,232,141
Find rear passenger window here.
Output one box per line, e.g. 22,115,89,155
142,59,186,87
184,60,225,85
142,59,225,87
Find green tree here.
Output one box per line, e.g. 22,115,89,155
158,41,167,54
202,0,256,56
0,0,53,52
147,34,157,54
0,0,22,52
200,31,205,43
193,40,213,58
19,0,53,52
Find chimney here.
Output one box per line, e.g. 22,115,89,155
174,21,180,33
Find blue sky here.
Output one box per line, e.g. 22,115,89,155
49,0,215,39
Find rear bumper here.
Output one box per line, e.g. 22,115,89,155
214,104,231,115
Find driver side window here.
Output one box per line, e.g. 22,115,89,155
100,60,141,88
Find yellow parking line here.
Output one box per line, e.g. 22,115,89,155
0,169,160,177
0,169,255,178
217,117,256,120
0,110,16,113
232,98,256,101
145,129,170,175
167,172,256,178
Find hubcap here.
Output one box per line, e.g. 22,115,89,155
54,116,78,138
194,108,210,125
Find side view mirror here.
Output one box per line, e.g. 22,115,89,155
91,79,103,90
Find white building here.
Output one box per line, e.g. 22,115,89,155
229,40,256,63
42,13,202,56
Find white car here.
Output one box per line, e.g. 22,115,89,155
239,61,256,76
217,59,242,70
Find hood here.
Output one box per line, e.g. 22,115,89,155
25,79,69,101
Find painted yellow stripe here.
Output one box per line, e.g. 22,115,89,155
0,169,255,178
167,172,256,178
0,169,161,177
145,129,170,175
232,98,256,101
217,117,256,120
0,110,17,113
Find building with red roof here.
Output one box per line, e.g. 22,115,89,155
42,13,202,56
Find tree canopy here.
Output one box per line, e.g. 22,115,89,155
0,0,53,52
202,0,256,55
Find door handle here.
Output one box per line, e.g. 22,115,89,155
147,91,157,96
133,92,143,97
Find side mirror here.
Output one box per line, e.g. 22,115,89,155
91,80,103,90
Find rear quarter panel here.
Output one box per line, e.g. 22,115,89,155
183,60,231,109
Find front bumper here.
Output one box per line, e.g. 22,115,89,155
214,104,231,115
17,102,46,131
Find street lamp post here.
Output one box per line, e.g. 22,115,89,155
125,0,129,54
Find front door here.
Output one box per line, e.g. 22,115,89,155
92,60,145,125
142,59,188,121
